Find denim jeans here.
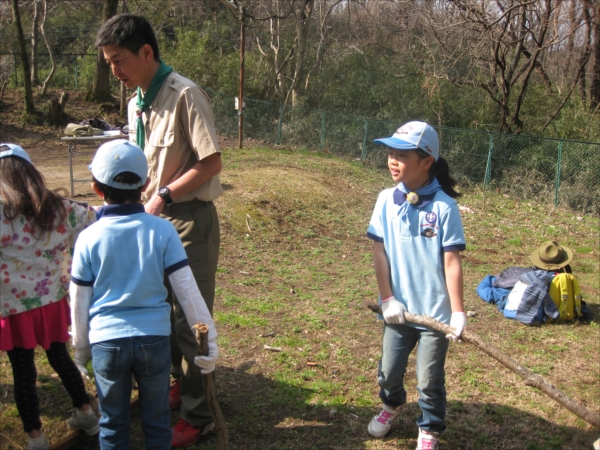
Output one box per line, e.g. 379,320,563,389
378,322,449,434
92,335,172,450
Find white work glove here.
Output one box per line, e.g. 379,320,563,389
446,312,467,342
194,337,219,374
381,296,407,324
74,347,92,379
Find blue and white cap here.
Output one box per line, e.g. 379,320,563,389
0,143,32,164
90,139,148,189
374,121,439,161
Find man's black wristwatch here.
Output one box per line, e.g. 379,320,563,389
157,186,174,206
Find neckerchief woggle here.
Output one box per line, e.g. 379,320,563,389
136,61,173,150
393,178,442,223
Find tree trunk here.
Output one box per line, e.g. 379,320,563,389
31,0,41,86
86,0,119,103
288,0,314,105
11,0,36,115
0,79,9,101
590,2,600,110
40,0,56,96
47,91,68,127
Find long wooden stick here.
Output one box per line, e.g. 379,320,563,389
193,323,229,449
368,305,600,429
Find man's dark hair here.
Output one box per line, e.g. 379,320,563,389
95,13,160,61
94,172,143,204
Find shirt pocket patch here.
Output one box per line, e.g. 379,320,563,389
148,130,174,148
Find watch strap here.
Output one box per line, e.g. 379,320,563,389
158,186,174,205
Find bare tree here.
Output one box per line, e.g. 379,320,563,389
590,1,600,110
253,0,343,105
86,0,119,103
417,0,588,133
11,0,36,115
0,55,15,102
541,0,593,131
31,0,42,86
40,0,57,96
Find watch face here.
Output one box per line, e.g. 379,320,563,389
159,187,168,196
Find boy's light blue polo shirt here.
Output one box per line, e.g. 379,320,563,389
71,203,188,344
367,187,466,325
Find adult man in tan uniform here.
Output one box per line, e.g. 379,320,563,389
95,14,222,448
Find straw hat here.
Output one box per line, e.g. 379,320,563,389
530,240,573,270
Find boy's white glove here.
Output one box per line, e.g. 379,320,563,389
446,312,467,342
74,347,92,379
381,296,407,324
194,337,219,374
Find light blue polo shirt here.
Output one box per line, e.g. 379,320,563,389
367,186,466,325
71,203,188,344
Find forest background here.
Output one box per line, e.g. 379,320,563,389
2,0,600,143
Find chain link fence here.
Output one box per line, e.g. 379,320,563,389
3,54,599,214
206,88,600,215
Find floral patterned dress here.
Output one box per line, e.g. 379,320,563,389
0,198,96,350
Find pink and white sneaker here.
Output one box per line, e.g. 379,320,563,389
416,428,440,450
367,404,401,437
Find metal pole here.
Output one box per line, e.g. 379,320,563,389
320,112,325,152
276,103,284,145
14,52,18,86
238,4,245,149
484,133,494,188
554,140,563,207
361,119,369,161
68,142,75,196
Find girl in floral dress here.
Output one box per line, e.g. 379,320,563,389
0,144,99,450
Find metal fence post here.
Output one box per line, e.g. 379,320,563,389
320,112,325,152
484,133,494,188
13,53,18,86
276,103,284,145
74,58,79,89
361,119,369,161
554,140,563,207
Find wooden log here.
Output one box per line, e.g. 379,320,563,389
368,304,600,429
47,91,69,127
193,323,229,449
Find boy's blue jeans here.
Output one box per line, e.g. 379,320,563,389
378,322,449,434
92,335,172,450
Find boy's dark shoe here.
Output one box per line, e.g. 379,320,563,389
169,378,181,410
171,418,215,448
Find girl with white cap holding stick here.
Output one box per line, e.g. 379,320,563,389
366,122,466,450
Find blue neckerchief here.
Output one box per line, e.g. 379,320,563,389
96,203,145,219
394,178,441,218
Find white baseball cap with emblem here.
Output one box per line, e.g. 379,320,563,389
374,121,440,161
89,139,148,189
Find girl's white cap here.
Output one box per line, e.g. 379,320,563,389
374,121,439,161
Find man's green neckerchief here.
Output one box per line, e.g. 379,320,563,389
135,61,173,149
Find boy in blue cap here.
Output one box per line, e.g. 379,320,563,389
69,139,218,450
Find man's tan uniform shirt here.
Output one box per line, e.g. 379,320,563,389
128,71,223,203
